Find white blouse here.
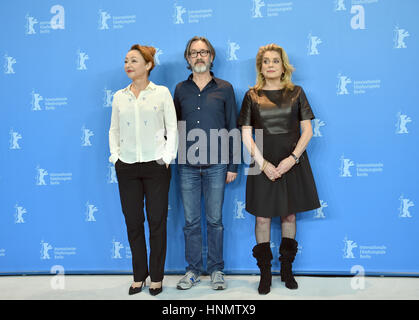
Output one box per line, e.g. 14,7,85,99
109,81,178,165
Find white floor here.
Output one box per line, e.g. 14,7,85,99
1,274,418,300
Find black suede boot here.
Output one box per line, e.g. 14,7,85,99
279,237,298,290
252,242,273,294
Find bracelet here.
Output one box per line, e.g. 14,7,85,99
261,159,268,171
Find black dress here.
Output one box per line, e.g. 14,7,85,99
238,86,320,218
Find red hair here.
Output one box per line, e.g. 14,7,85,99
130,44,156,75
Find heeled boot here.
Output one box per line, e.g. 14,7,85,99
252,242,273,294
279,237,299,290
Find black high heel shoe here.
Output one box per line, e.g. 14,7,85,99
128,281,145,295
149,287,163,296
149,282,163,296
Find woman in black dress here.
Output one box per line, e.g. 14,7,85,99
238,43,320,294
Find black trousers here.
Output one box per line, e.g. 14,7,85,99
115,159,171,282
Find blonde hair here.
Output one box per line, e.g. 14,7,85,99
252,43,295,91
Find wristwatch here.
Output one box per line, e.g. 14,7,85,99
290,153,299,164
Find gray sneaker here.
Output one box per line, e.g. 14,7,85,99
211,271,227,290
177,271,200,290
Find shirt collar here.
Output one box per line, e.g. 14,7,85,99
123,81,157,93
187,72,217,87
187,71,215,81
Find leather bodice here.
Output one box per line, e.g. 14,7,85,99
238,85,315,134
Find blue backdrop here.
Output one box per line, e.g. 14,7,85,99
1,0,418,276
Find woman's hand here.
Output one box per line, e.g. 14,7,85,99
277,156,296,175
263,161,281,181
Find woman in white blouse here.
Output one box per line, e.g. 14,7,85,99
109,44,178,296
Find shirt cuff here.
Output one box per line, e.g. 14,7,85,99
162,152,174,165
109,154,119,165
227,163,238,173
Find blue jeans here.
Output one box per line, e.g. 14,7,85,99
178,164,227,275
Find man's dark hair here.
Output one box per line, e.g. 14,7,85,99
183,36,216,70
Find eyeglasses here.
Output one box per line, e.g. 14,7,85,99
189,50,210,58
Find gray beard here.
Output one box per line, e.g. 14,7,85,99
192,62,210,73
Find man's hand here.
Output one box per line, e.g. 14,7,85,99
226,171,237,184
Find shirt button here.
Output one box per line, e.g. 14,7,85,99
197,107,200,110
198,94,201,97
197,120,200,124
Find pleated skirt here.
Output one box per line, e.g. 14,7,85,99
245,132,320,218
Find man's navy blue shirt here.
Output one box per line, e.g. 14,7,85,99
174,73,239,173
